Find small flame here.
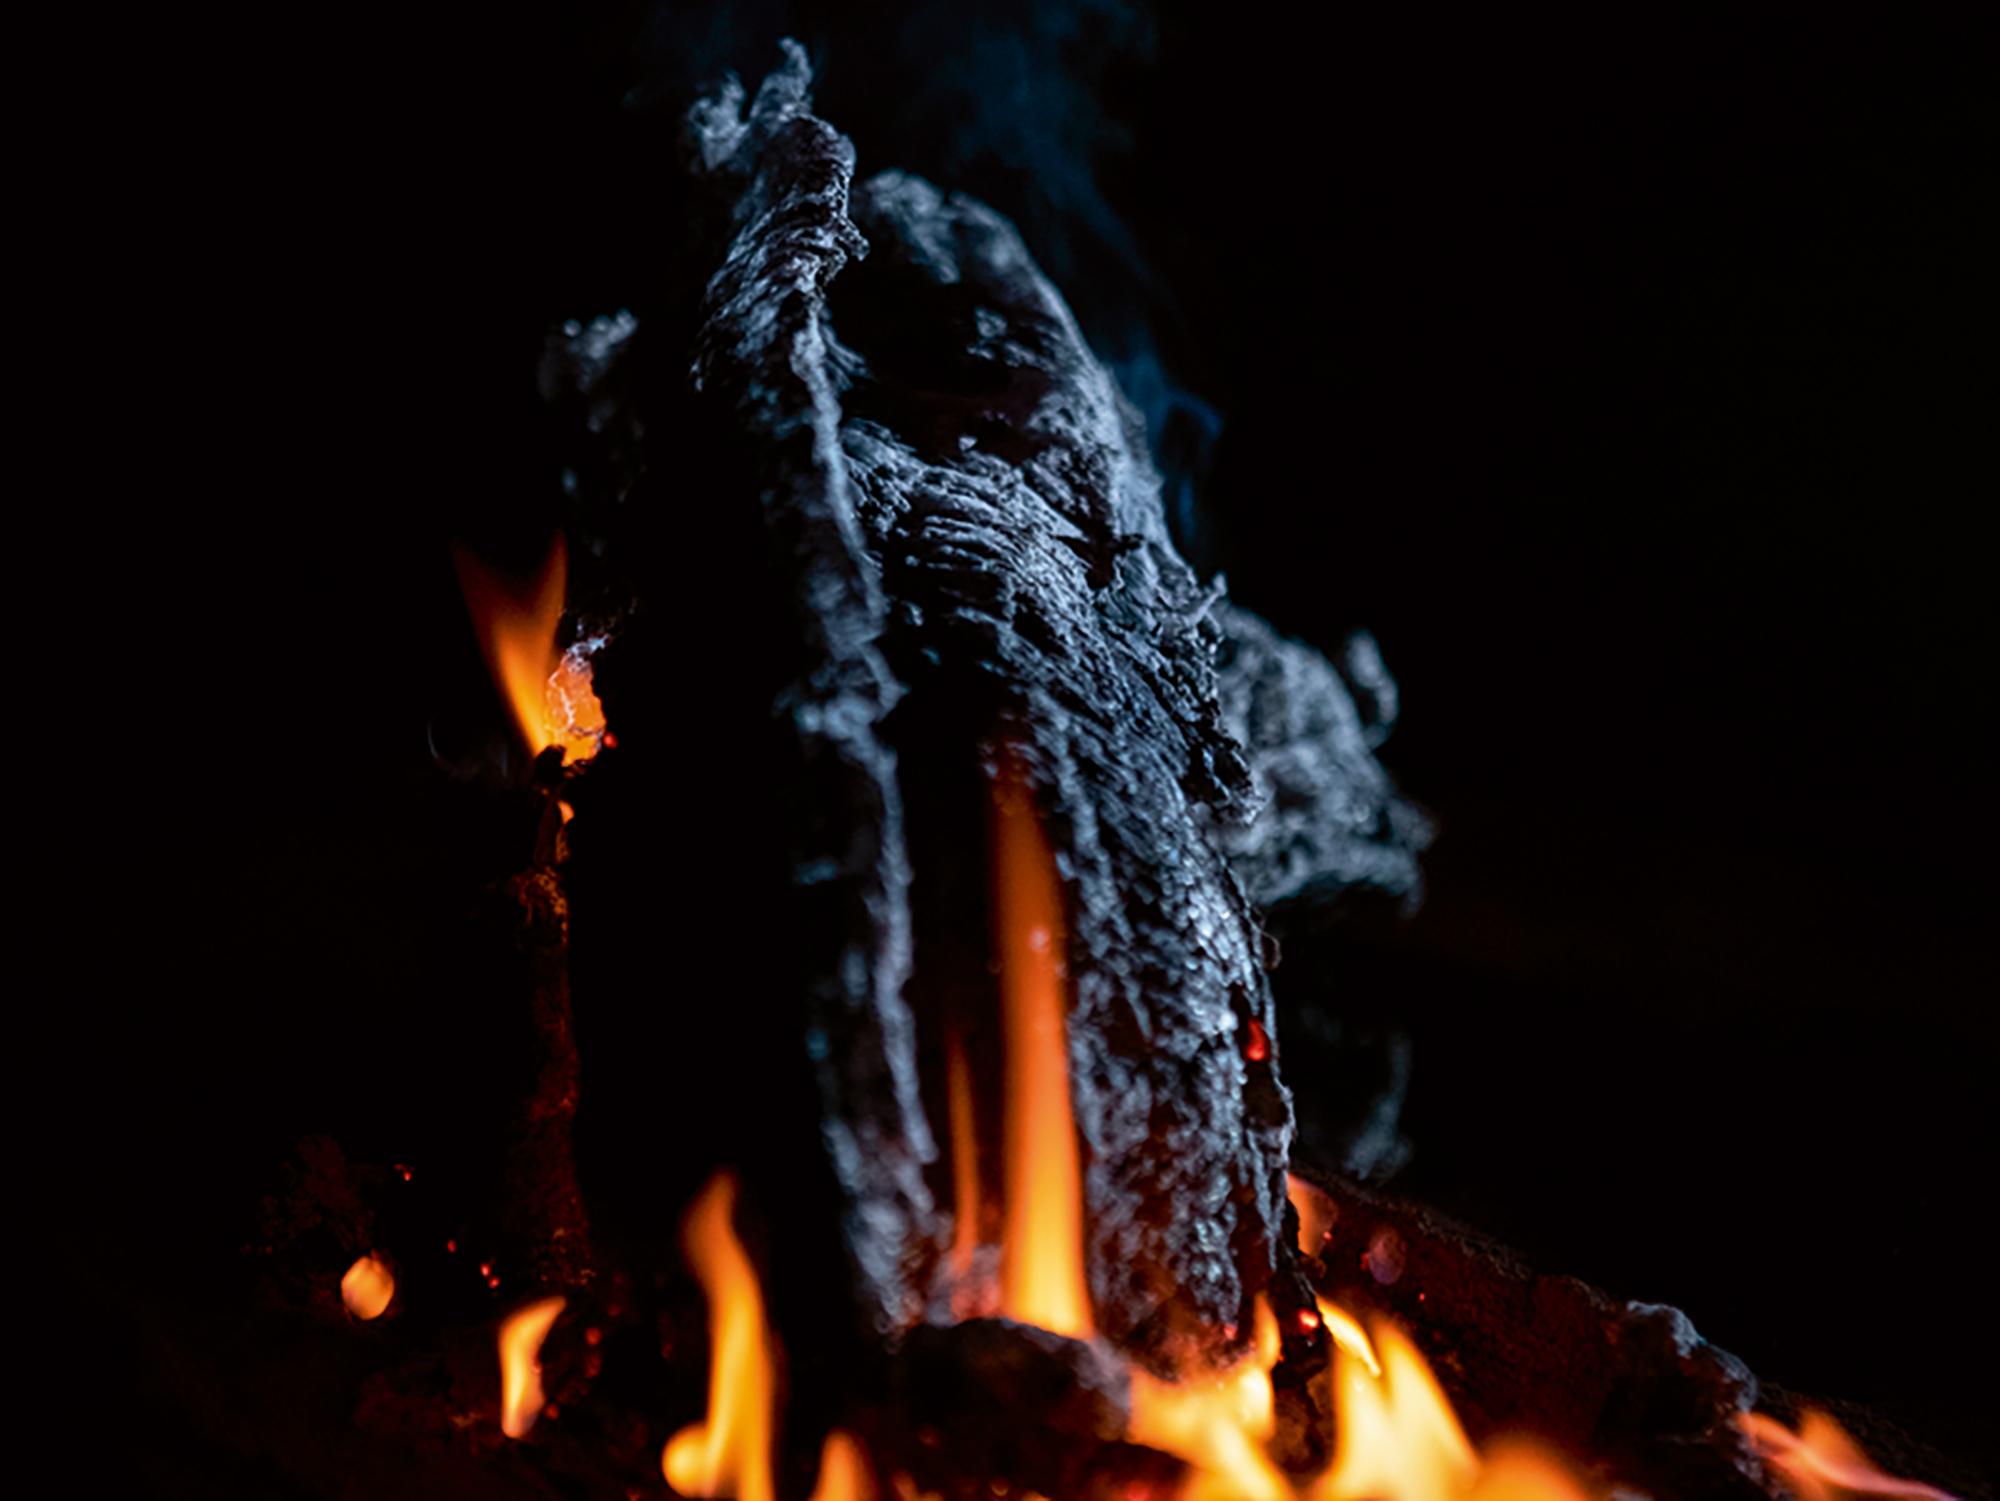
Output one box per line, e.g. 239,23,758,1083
1314,1296,1380,1379
1307,1310,1591,1501
1128,1298,1292,1501
498,1295,565,1439
1126,1287,1587,1501
1466,1444,1594,1501
453,534,606,763
991,755,1093,1339
1739,1410,1958,1500
1288,1174,1338,1258
340,1253,394,1320
662,1173,777,1501
1314,1317,1479,1499
810,1429,878,1501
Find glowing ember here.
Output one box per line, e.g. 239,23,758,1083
453,533,607,763
810,1429,877,1501
339,1253,394,1320
1739,1410,1958,1500
662,1173,777,1501
1244,1017,1270,1062
991,754,1093,1339
498,1295,566,1439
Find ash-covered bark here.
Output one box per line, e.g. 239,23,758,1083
827,167,1296,1369
553,45,1418,1372
680,43,939,1332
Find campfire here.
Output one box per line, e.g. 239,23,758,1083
207,44,1975,1501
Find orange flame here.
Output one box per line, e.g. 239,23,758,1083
991,755,1093,1340
1314,1315,1479,1499
453,534,606,763
1306,1303,1589,1501
1129,1298,1292,1501
340,1253,394,1320
662,1173,777,1501
498,1295,566,1439
1288,1174,1338,1258
810,1429,878,1501
623,739,1946,1501
1312,1304,1592,1501
1127,1287,1588,1501
1739,1410,1958,1500
975,756,1588,1500
1466,1444,1595,1501
1314,1296,1380,1379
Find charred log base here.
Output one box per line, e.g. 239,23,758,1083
1287,1170,1986,1501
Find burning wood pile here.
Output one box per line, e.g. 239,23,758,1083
230,47,1974,1501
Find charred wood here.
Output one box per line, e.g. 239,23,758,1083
554,43,1423,1382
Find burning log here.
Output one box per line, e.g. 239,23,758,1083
453,542,602,1297
182,38,1977,1501
836,157,1310,1371
550,42,1422,1389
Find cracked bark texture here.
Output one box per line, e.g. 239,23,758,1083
557,43,1425,1371
679,43,938,1334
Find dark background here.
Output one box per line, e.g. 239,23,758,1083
110,0,1993,1485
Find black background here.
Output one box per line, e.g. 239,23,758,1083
106,0,1994,1486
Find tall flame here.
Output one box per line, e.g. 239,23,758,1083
662,1173,777,1501
498,1295,566,1439
454,534,606,763
1739,1410,1958,1500
340,1253,394,1321
991,755,1093,1339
